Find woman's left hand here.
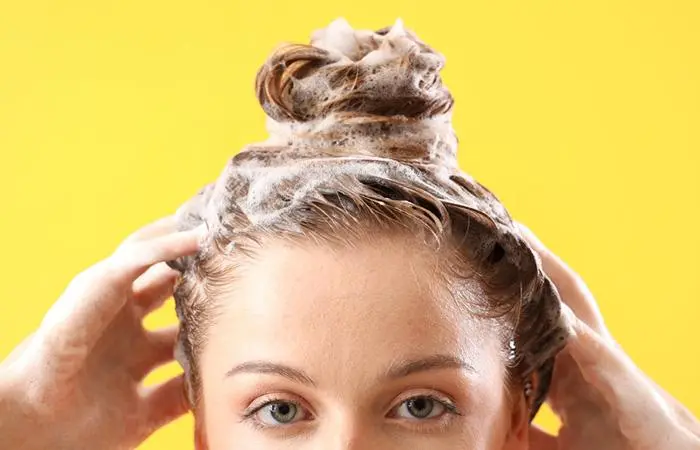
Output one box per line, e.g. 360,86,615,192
520,225,700,450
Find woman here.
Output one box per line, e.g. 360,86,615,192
2,19,698,449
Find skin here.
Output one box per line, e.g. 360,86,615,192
0,217,200,450
0,216,697,449
197,234,530,450
520,225,700,450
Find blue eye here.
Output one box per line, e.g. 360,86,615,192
391,395,461,421
395,396,445,419
253,401,309,426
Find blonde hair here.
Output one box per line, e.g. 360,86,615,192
168,18,567,420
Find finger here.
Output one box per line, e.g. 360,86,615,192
518,223,610,339
131,326,179,380
121,216,177,245
563,301,645,398
111,227,204,284
528,425,557,450
141,374,190,432
132,263,179,317
36,259,126,368
44,226,198,333
147,326,179,370
34,228,201,378
560,302,680,443
522,225,700,441
648,378,700,438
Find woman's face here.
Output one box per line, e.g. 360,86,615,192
197,235,529,449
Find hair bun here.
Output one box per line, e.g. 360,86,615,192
254,19,458,167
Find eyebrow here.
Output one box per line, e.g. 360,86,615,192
224,354,474,386
386,354,476,379
225,361,317,386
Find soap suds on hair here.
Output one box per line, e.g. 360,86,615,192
256,18,457,168
169,18,568,419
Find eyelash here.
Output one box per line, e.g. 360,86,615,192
387,393,462,434
242,397,304,420
240,393,462,431
392,394,461,417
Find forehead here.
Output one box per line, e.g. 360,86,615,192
202,235,504,384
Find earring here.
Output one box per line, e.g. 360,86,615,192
523,379,534,399
508,338,517,361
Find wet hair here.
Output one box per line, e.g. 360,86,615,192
168,18,568,420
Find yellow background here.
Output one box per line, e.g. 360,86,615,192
1,0,698,447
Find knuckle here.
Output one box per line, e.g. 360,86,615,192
113,240,137,260
111,242,148,271
63,267,101,299
65,271,87,293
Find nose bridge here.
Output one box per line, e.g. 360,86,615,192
315,411,377,450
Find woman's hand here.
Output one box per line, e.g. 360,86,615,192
0,217,202,450
520,225,700,450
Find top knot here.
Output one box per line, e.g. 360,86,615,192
254,18,458,167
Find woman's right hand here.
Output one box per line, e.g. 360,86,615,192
0,217,203,450
520,225,700,450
